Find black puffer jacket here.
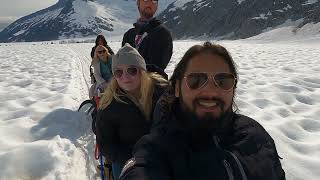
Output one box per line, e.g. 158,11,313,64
96,83,167,168
122,18,173,74
120,92,286,180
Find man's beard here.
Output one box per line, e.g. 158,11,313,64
178,93,233,132
140,8,154,19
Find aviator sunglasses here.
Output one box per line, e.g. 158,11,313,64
142,0,158,4
114,67,139,78
184,72,237,91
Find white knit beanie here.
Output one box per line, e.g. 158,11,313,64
112,43,147,74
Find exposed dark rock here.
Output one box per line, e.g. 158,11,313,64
158,0,320,39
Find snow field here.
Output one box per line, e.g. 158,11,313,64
0,40,319,179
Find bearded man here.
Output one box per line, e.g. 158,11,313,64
119,42,286,180
122,0,173,78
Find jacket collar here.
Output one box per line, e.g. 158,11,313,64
133,18,162,34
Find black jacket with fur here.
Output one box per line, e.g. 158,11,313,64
119,90,286,180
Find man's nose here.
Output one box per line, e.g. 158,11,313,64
202,78,219,91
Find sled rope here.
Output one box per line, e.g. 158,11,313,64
95,144,100,160
99,146,105,180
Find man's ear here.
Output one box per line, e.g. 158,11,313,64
175,80,180,98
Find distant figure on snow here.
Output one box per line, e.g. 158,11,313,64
91,34,114,58
122,0,173,79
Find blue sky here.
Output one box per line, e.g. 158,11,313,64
0,0,58,30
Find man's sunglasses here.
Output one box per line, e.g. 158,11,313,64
114,67,139,78
184,72,237,91
142,0,158,4
97,49,106,54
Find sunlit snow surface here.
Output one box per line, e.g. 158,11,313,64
0,40,319,179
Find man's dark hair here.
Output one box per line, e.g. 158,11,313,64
170,41,239,111
170,41,238,89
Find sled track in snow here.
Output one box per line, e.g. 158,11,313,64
79,57,91,92
66,44,92,92
65,44,99,179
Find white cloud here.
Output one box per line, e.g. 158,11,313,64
0,16,17,31
0,0,58,17
0,16,17,22
0,0,58,31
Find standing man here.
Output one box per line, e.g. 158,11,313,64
122,0,173,78
119,42,286,180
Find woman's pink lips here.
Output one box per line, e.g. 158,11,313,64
122,81,133,84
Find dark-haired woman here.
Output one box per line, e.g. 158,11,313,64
91,34,114,58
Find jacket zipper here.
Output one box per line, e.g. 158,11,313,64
213,135,248,180
226,150,248,180
223,159,235,180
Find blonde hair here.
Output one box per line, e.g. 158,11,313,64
99,71,167,120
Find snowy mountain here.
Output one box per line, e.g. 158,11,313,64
0,0,175,42
1,0,319,42
158,0,320,39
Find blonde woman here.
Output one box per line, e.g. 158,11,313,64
89,45,113,99
96,43,168,180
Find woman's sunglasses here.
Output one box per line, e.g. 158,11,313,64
184,72,237,91
97,49,106,54
114,67,138,78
